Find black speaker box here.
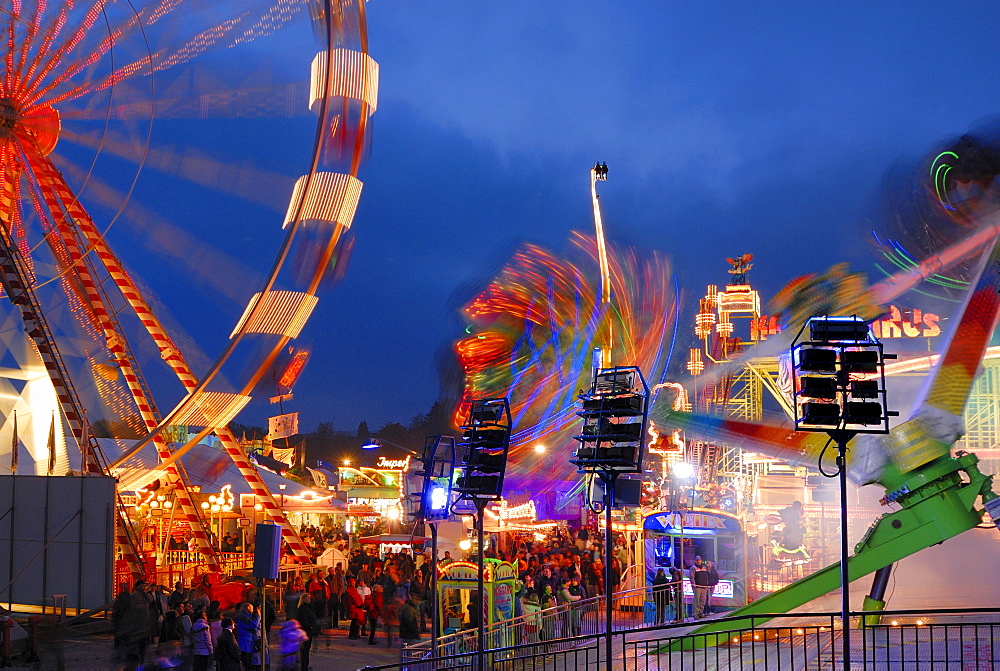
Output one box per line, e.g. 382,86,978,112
252,523,282,579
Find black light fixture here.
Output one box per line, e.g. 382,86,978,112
791,317,896,432
573,366,649,473
800,376,838,400
791,315,897,667
798,348,838,372
454,398,511,501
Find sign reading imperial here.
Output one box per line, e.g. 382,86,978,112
376,456,410,470
870,306,941,339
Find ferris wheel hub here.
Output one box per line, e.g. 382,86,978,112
0,98,18,138
0,98,59,156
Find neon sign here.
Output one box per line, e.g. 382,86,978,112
681,578,734,599
376,456,410,470
871,305,941,339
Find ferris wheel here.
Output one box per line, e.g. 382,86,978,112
0,0,377,581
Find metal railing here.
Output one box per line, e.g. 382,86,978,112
401,585,653,663
115,553,276,590
363,607,1000,670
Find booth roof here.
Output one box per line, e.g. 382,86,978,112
358,534,428,545
93,437,332,500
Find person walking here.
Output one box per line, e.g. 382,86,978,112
383,594,402,648
538,584,557,642
306,571,330,629
283,581,303,623
190,611,213,671
366,584,384,645
325,565,345,628
345,578,365,640
558,578,582,638
520,588,542,644
234,602,260,670
296,593,320,671
399,595,421,647
277,620,308,671
705,560,720,616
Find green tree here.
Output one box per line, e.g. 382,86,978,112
356,420,371,443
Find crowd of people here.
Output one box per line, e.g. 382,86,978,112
110,579,254,671
111,521,730,668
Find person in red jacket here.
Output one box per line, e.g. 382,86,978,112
366,584,384,645
345,577,365,640
306,571,331,628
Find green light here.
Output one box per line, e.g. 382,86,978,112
929,151,959,178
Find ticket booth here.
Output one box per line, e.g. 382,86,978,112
437,559,517,639
641,508,747,609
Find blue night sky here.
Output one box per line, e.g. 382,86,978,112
72,2,1000,434
289,3,1000,431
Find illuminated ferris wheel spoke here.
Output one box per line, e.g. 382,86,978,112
16,146,226,568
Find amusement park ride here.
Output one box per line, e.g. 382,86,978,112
0,0,378,590
652,208,1000,640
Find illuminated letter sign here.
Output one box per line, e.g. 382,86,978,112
376,456,410,470
871,305,940,339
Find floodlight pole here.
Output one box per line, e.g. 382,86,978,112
829,428,855,670
791,316,895,671
475,498,487,671
429,521,439,659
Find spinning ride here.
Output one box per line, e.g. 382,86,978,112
0,0,377,582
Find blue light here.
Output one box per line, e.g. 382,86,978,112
430,486,448,511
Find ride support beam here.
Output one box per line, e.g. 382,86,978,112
215,426,313,562
24,152,223,572
34,157,311,562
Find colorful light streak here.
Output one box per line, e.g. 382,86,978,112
455,232,677,485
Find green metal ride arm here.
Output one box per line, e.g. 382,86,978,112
666,451,995,650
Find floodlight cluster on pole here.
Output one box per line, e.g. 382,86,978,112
573,366,649,473
791,316,897,668
455,398,511,501
572,366,649,670
409,434,456,661
793,317,895,433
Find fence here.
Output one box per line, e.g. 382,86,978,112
401,585,653,663
114,552,301,592
364,607,1000,670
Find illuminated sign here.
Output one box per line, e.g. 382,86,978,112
376,456,410,470
682,578,734,599
871,306,941,339
278,349,310,389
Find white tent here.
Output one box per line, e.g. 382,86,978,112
316,546,348,568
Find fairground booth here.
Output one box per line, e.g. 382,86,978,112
437,559,517,637
641,507,747,610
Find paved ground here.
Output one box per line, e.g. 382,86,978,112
2,623,410,670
